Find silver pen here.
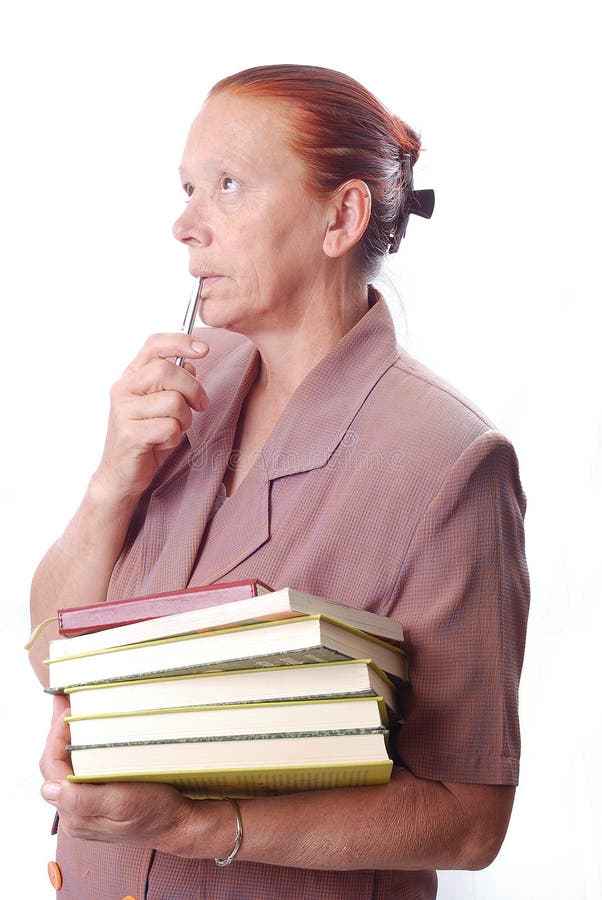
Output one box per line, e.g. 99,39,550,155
175,277,204,366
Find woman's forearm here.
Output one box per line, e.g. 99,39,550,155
28,472,141,685
178,768,514,873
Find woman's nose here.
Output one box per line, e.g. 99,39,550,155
172,199,212,246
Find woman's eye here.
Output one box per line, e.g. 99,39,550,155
220,176,240,194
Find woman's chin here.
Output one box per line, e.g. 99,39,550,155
199,298,242,332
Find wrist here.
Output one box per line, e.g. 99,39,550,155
164,798,243,861
86,470,143,518
214,799,243,866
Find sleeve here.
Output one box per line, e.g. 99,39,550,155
392,430,530,785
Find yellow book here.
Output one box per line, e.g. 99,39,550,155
68,759,393,800
69,760,393,798
67,730,393,797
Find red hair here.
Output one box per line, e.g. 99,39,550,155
210,64,422,276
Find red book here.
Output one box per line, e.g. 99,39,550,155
58,580,272,637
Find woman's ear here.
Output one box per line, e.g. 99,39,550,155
322,179,372,259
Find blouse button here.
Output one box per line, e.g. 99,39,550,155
47,861,63,890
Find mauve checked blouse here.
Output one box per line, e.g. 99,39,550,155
55,290,529,899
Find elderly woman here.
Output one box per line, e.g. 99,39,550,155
30,64,529,900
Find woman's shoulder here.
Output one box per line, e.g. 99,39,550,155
363,347,525,511
362,343,515,474
391,344,494,430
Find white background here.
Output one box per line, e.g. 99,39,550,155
1,1,600,897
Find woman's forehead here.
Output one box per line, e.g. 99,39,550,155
181,92,300,174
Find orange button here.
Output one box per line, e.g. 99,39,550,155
47,861,63,890
122,896,137,900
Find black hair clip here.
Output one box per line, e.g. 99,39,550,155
389,154,435,253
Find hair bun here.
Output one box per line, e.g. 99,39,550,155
390,115,421,168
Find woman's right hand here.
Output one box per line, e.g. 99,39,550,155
92,333,210,503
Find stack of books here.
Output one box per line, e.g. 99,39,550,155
45,581,408,798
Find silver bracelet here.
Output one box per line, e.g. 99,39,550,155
214,798,243,867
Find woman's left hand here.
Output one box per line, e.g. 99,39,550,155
40,694,199,854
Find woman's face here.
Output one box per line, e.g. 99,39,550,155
173,90,328,334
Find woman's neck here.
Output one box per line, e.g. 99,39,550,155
245,281,370,407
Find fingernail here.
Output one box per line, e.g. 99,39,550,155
191,341,208,353
42,782,61,803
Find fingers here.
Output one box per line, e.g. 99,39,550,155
94,334,211,500
60,781,179,822
124,333,209,375
51,781,192,848
115,356,209,412
105,415,186,459
40,695,73,786
112,390,196,434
